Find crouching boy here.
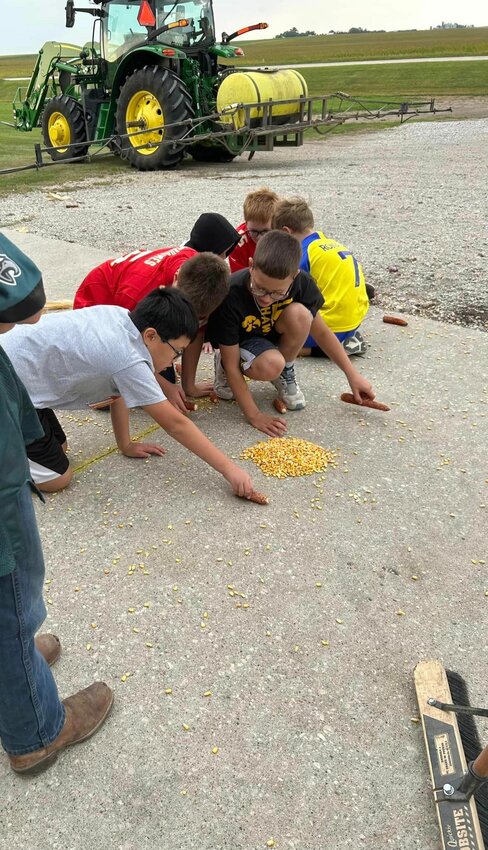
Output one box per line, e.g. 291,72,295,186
2,288,254,497
273,196,370,356
209,231,375,437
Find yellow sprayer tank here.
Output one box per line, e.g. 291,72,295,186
217,69,308,130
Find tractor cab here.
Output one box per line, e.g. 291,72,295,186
101,0,216,62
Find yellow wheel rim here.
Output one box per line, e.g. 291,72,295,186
48,111,71,152
126,90,165,155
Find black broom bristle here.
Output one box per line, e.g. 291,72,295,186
446,669,488,844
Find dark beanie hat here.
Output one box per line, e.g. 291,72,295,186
185,213,240,256
0,233,46,322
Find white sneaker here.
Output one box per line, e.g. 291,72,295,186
214,351,234,400
342,331,367,356
272,363,306,410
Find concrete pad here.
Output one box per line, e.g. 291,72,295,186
1,305,487,850
1,228,110,301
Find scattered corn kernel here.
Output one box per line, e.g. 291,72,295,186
396,609,406,616
241,437,335,478
182,724,190,731
165,688,173,695
203,691,212,697
211,747,219,755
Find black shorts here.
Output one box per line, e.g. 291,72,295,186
27,409,70,485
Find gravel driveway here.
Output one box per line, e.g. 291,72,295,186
1,116,487,329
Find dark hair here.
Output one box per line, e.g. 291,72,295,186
253,231,302,279
129,287,199,341
177,252,230,316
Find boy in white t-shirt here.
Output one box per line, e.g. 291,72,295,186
2,287,254,497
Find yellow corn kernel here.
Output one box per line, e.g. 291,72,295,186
240,437,336,479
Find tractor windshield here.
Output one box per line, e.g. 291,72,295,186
103,0,215,61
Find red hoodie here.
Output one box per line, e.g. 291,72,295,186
73,246,197,311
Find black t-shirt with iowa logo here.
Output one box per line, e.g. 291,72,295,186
208,268,324,347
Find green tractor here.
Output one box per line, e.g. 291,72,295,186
12,0,444,171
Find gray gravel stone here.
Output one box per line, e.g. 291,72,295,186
1,117,487,329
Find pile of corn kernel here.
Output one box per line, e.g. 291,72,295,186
240,437,335,478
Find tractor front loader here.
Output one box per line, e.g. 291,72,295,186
9,0,449,173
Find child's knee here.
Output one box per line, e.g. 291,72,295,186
247,350,284,381
37,465,73,493
278,302,312,331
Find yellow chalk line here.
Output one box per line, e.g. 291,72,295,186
72,423,161,475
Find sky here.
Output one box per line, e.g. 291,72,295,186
1,0,487,55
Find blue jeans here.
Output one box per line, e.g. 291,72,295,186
0,483,65,755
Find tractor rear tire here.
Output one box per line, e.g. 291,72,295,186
190,144,237,163
116,66,194,171
42,96,89,162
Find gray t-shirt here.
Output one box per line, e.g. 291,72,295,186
2,305,166,410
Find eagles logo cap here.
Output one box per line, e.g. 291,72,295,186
0,233,46,322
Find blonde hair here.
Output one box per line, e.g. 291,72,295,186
243,187,280,224
272,196,315,233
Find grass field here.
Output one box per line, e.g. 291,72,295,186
236,27,488,65
1,27,487,195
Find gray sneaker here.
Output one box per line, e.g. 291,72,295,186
272,363,306,410
342,331,367,356
214,351,234,400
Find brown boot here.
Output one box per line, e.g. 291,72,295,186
9,682,114,775
35,633,61,666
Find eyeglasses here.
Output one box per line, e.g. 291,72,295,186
163,339,184,361
249,274,293,302
246,228,270,241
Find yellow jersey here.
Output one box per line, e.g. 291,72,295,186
300,231,369,332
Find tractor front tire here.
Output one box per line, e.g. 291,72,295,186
190,144,237,163
116,66,194,171
42,96,89,162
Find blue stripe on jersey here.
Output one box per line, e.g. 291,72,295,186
300,232,322,273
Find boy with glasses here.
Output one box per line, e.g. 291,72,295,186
209,231,375,437
228,188,279,274
73,213,240,412
2,287,254,497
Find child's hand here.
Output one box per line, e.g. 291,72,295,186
347,372,375,404
201,342,214,354
122,442,166,459
249,412,287,437
224,464,254,497
184,381,215,398
164,382,191,414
